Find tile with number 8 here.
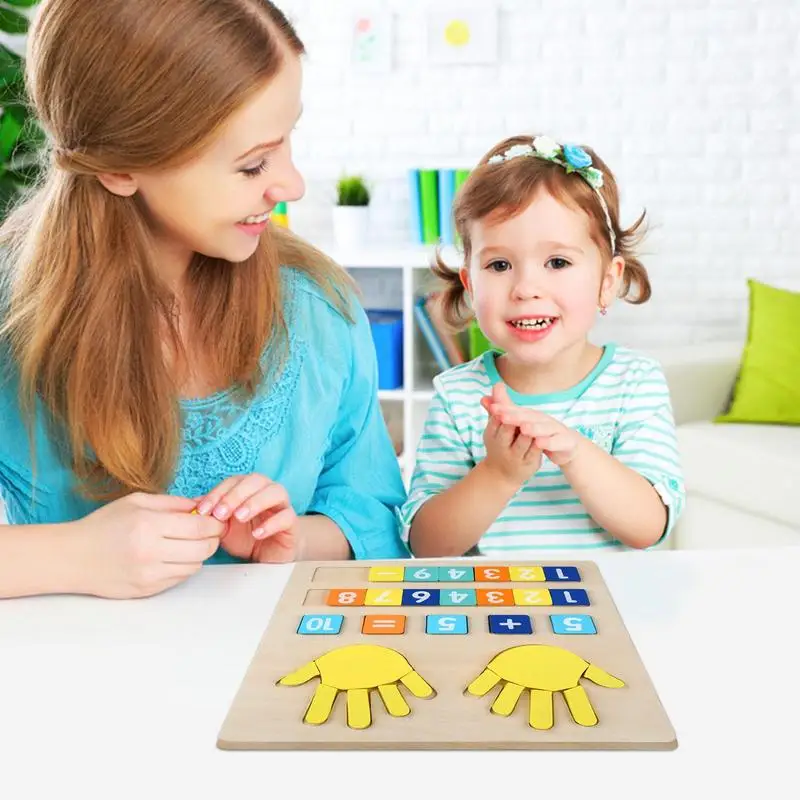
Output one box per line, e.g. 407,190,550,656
326,589,366,607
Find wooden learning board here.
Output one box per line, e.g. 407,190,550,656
217,560,677,750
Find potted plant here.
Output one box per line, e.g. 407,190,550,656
0,0,46,221
332,174,370,247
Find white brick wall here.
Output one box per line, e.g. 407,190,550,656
279,0,798,349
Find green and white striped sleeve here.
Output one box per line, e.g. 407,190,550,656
398,379,475,540
611,362,686,544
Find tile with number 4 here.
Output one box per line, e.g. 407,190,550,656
439,588,477,606
438,566,474,582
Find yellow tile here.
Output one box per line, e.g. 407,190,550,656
509,566,545,582
368,566,405,582
364,588,403,606
513,588,552,606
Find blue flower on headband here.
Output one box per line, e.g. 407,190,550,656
563,144,592,170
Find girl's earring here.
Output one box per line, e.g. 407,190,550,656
599,304,608,316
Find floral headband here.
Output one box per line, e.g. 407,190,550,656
486,136,616,254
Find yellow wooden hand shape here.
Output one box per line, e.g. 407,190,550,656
467,644,624,729
278,644,435,729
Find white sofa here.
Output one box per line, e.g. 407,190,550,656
657,341,800,549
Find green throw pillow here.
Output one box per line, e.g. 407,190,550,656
716,279,800,425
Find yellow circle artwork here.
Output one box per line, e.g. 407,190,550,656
444,19,471,48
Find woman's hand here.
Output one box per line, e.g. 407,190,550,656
195,474,301,563
77,492,225,598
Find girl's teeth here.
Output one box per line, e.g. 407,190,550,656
241,211,270,224
512,318,555,329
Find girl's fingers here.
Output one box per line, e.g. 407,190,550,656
511,431,532,456
497,422,517,448
253,507,297,539
524,439,542,463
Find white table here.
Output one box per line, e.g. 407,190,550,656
1,547,796,800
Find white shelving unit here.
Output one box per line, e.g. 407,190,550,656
319,242,463,486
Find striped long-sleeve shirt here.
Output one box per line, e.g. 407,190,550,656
400,344,685,556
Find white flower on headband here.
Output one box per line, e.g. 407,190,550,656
504,143,534,159
533,136,560,157
582,166,604,189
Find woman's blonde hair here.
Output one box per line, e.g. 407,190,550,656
0,0,354,501
432,133,651,329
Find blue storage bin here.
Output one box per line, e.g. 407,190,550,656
367,309,403,390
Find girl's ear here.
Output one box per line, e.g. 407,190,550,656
599,255,625,308
459,266,472,295
96,172,138,197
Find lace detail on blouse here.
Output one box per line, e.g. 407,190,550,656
169,272,305,498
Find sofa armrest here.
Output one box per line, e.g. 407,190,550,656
645,341,744,425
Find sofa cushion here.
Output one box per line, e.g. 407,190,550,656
677,421,800,528
716,279,800,425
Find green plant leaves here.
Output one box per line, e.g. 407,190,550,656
336,175,370,206
0,6,30,35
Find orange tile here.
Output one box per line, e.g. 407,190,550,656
477,588,515,606
326,588,366,607
474,566,510,582
362,615,406,635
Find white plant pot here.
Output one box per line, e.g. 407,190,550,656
332,205,369,247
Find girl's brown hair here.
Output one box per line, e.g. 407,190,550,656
432,134,651,328
0,0,354,501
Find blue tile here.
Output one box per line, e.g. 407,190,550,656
439,588,477,606
488,614,533,635
543,566,581,582
402,588,440,606
404,566,439,582
550,614,596,635
550,588,590,606
426,614,468,635
437,566,474,582
297,614,344,635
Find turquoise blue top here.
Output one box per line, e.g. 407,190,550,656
0,267,409,562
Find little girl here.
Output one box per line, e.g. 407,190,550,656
401,134,685,558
